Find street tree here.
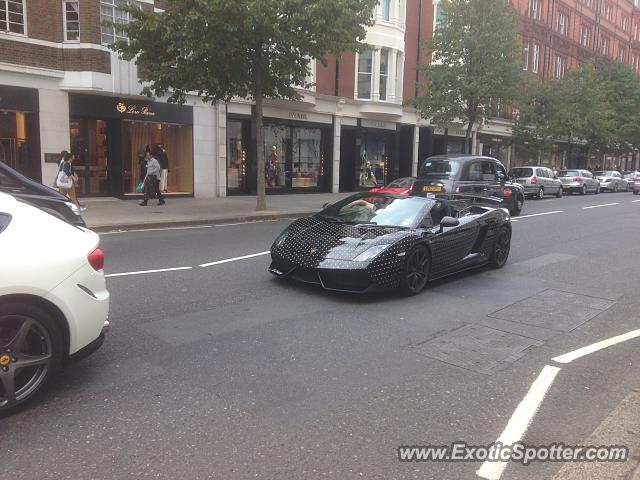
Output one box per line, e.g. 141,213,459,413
414,0,522,153
111,0,375,210
597,62,640,160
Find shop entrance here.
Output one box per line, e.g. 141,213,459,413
0,110,40,181
70,118,112,195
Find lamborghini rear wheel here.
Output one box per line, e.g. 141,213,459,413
400,245,430,296
489,227,511,269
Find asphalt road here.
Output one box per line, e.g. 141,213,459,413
2,192,640,480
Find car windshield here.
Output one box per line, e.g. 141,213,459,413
509,167,533,178
593,171,614,176
558,170,580,177
418,159,462,179
317,194,432,227
386,178,411,188
623,172,637,178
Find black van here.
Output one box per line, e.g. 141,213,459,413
0,162,86,227
411,155,525,216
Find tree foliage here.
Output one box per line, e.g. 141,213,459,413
111,0,375,209
414,0,522,152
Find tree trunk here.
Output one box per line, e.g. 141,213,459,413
254,62,266,211
464,121,474,154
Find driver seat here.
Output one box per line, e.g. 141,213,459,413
430,200,453,226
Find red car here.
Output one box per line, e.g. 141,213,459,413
369,177,416,195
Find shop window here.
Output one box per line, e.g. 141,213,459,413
63,1,80,41
121,120,193,195
0,111,38,181
357,50,373,100
227,120,246,192
264,125,289,189
291,128,322,188
359,133,390,188
379,49,389,101
100,0,141,45
0,0,25,34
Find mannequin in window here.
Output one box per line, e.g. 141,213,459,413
266,145,279,187
359,147,377,187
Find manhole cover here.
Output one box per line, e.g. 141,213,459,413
412,324,543,375
488,289,615,332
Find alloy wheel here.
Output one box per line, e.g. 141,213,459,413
404,247,430,294
537,187,544,199
0,315,53,410
490,228,511,268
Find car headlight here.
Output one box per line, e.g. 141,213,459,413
354,245,391,262
65,201,81,215
274,230,289,247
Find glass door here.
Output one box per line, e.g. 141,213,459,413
70,118,111,195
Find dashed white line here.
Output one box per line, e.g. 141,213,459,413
583,202,619,209
476,365,561,480
515,210,564,219
199,251,270,268
632,199,640,203
105,266,193,278
552,328,640,364
99,218,291,235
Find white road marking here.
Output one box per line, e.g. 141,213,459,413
552,328,640,364
99,218,291,235
632,199,640,203
476,365,561,480
199,251,270,268
105,266,193,278
515,210,563,219
583,202,619,209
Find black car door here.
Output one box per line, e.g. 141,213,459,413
457,160,485,195
425,205,480,276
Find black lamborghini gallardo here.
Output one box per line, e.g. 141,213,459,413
268,192,512,295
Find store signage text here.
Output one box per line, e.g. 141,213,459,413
116,102,157,117
289,111,308,120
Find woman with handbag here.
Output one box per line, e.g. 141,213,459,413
56,153,85,210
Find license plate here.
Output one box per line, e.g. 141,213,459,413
516,180,526,184
423,185,442,192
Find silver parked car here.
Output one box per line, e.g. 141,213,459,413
508,166,563,199
623,171,640,190
593,170,628,192
558,169,600,195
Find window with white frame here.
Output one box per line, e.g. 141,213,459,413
395,52,404,100
63,1,80,41
618,45,626,62
557,12,568,35
532,44,540,73
528,0,541,20
522,42,530,70
381,0,391,21
0,0,25,34
604,3,613,21
622,16,629,31
581,24,591,47
100,0,140,45
379,48,389,101
555,55,566,78
600,35,609,56
398,0,406,27
357,50,374,100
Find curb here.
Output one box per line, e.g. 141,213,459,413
88,211,314,233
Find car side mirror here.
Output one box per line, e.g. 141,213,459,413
439,216,459,233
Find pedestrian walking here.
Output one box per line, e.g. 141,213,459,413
56,153,85,210
140,150,165,206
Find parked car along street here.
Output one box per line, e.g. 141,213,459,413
508,166,563,199
0,193,109,414
623,171,640,191
593,170,628,192
369,177,416,195
411,155,525,216
558,169,600,195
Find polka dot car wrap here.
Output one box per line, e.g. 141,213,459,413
269,206,510,293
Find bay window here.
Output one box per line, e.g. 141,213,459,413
357,50,374,100
379,49,389,101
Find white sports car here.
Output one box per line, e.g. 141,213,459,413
0,193,110,414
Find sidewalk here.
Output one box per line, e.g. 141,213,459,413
81,192,353,231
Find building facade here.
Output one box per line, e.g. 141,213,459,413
1,0,638,199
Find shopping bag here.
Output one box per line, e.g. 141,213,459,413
136,181,144,193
